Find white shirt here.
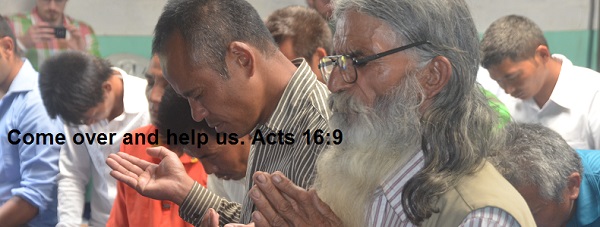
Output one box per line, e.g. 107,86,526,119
57,68,149,227
496,54,600,150
207,175,246,204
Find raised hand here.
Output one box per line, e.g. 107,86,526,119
106,146,195,204
18,21,55,49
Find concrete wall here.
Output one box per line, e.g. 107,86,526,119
1,0,597,69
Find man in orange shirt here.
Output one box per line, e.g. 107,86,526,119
106,55,207,227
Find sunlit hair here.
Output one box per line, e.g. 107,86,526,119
480,15,548,69
330,0,504,224
489,123,583,202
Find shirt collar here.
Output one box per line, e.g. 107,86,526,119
548,54,573,109
113,67,143,115
262,58,317,131
7,59,38,94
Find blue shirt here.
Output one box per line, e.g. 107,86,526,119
0,59,63,226
567,149,600,227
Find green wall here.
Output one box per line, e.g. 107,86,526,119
97,35,153,59
545,30,597,70
97,30,599,70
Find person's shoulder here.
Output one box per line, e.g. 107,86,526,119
8,12,31,21
22,88,45,106
119,69,148,93
576,150,600,165
555,54,600,82
304,82,331,120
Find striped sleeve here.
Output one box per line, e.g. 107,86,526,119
179,182,242,226
459,207,521,227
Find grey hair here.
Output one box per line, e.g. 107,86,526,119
333,0,504,224
480,15,548,68
152,0,277,78
489,123,583,202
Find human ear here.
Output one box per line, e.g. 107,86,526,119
0,37,16,59
566,172,581,200
310,47,328,82
421,56,451,99
534,45,551,63
228,41,255,77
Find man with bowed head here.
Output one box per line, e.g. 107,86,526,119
247,0,536,226
490,123,600,227
106,0,331,226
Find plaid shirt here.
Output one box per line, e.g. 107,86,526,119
7,8,100,69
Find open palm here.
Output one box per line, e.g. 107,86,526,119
106,146,195,204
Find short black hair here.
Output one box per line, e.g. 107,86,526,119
156,86,215,149
152,0,277,78
481,15,548,68
266,5,332,61
0,15,21,57
38,51,113,125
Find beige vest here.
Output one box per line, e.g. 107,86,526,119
421,161,536,227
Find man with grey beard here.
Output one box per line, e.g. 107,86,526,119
245,0,537,226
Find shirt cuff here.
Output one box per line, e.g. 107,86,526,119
178,181,222,225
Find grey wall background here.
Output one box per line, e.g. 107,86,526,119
0,0,307,35
0,0,598,69
1,0,595,35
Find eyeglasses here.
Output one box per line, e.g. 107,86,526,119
319,40,430,84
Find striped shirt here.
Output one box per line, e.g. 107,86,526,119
179,59,331,226
368,152,521,227
7,8,100,69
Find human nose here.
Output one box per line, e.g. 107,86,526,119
149,87,163,106
188,100,209,122
502,84,516,95
327,67,353,93
48,0,58,10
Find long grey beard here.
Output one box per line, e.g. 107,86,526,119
313,74,425,227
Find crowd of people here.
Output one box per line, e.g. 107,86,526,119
1,0,599,226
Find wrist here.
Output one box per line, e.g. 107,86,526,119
173,176,195,205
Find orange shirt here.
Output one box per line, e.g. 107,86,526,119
107,125,207,227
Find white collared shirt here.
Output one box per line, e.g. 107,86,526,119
496,54,600,150
56,68,150,227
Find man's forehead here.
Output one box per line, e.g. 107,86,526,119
488,58,522,76
333,10,398,53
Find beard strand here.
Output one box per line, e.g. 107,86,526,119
314,73,425,227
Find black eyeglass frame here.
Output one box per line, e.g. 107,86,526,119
320,40,431,83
